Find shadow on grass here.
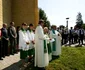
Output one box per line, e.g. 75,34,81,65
25,62,39,70
75,45,83,47
52,55,60,61
25,56,60,70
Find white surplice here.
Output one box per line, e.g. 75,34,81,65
34,25,49,67
19,30,30,51
27,30,35,49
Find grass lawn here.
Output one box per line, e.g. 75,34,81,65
26,47,85,70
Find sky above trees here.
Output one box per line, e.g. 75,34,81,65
38,0,85,28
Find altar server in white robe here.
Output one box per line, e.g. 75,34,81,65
19,23,30,66
35,20,49,69
50,25,62,56
27,23,35,60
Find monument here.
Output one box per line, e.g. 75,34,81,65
0,0,39,28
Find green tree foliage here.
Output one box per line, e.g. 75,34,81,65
39,8,50,28
76,12,83,28
82,23,85,30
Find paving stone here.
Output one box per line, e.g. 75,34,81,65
0,52,21,70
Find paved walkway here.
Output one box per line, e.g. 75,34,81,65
0,53,21,70
62,41,85,47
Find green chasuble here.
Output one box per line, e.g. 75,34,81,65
44,40,47,53
52,30,56,51
47,43,52,54
44,34,52,54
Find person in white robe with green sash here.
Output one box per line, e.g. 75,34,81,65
27,23,35,60
44,27,52,61
50,25,62,56
35,20,49,69
55,29,62,56
19,23,30,66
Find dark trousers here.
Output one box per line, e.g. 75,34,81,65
62,36,64,45
0,40,2,59
64,34,68,44
2,38,9,57
16,37,19,52
10,38,16,54
69,35,74,45
79,34,84,45
74,35,78,43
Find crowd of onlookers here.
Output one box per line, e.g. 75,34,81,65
0,22,20,60
58,27,85,45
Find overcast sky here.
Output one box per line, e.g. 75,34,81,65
38,0,85,28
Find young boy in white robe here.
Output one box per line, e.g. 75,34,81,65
35,20,49,69
44,27,52,61
27,23,35,61
19,23,30,67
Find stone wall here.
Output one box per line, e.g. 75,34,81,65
0,0,39,28
0,0,3,28
12,0,39,27
2,0,12,26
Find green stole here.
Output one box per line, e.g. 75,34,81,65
21,28,26,33
44,40,47,53
28,28,33,33
47,43,52,54
52,30,56,51
44,34,52,54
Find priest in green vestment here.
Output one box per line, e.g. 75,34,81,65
50,25,62,56
44,27,52,61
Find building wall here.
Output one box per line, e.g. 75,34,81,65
34,0,39,27
0,0,39,28
0,0,3,28
2,0,12,26
12,0,39,27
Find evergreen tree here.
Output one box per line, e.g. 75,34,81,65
76,12,83,28
39,8,50,28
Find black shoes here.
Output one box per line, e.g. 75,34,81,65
0,58,3,60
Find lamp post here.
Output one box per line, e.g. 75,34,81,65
66,17,69,30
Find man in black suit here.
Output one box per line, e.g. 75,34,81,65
78,28,84,45
8,22,17,55
69,27,74,45
1,23,9,57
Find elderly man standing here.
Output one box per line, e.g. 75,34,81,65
44,27,52,62
35,20,49,70
1,23,9,57
8,22,17,55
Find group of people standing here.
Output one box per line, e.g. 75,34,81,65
0,22,19,60
19,20,62,69
60,27,85,45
